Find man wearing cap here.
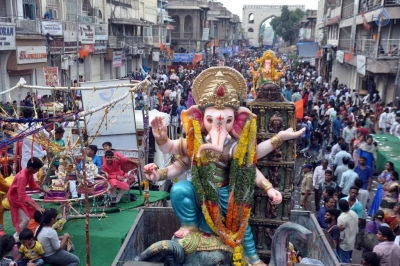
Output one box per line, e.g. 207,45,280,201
300,164,314,212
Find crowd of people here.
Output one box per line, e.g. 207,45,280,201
288,68,400,264
1,47,400,265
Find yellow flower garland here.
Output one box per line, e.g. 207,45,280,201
246,116,257,166
234,118,251,166
201,204,217,233
192,120,203,166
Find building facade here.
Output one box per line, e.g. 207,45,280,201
0,0,161,100
318,0,400,103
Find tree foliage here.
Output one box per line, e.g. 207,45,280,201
269,6,305,44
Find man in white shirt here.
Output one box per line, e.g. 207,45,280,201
161,73,168,83
379,108,390,134
330,137,348,162
334,156,350,185
339,161,359,197
390,116,400,135
337,199,359,263
355,178,368,219
19,109,49,169
334,143,353,167
342,121,357,146
313,159,331,212
388,107,397,131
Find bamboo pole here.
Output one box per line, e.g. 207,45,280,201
76,121,91,266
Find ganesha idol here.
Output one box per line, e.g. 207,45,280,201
144,67,305,266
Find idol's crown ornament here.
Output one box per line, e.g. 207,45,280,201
192,67,247,111
198,72,240,110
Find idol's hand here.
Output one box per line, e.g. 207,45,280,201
151,116,168,140
278,128,305,141
143,163,160,182
267,188,282,205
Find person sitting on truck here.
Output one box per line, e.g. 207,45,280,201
101,151,134,203
78,145,102,172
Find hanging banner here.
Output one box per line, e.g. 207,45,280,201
43,67,59,86
112,51,123,67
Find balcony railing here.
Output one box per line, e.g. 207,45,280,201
359,0,382,13
342,3,354,19
15,19,41,34
338,39,351,51
171,32,180,39
379,39,400,57
356,38,376,57
385,0,400,5
183,32,193,39
130,36,144,46
65,14,95,24
116,36,125,48
0,17,12,23
167,0,208,8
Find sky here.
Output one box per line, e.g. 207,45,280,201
216,0,319,20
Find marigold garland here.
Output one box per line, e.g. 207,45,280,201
188,112,259,266
246,117,257,166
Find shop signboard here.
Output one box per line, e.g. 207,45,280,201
95,24,108,40
0,24,15,50
42,21,63,36
112,51,123,67
64,42,78,54
79,24,95,44
17,46,47,64
94,40,107,54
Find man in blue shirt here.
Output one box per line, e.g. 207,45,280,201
317,196,336,229
332,115,342,144
354,156,373,191
78,145,102,172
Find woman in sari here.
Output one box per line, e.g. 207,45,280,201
358,135,377,169
369,162,394,217
380,171,400,214
353,133,366,166
384,203,400,231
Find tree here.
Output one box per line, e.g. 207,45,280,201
269,6,305,44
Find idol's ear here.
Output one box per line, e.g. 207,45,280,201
231,107,253,139
181,105,204,132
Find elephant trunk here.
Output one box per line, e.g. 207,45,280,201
137,240,185,265
197,128,227,158
270,222,311,266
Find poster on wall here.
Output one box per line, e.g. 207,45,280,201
43,67,59,86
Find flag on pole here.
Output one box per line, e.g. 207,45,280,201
295,100,304,119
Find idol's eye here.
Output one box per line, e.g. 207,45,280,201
207,118,213,123
226,118,232,124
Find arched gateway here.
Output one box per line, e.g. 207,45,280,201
242,5,305,47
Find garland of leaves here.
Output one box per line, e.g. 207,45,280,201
188,114,258,266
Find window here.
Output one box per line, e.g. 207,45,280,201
249,13,254,24
23,0,37,20
184,15,193,32
66,0,81,21
248,28,254,33
82,0,91,16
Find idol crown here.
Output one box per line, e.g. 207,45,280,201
198,71,240,110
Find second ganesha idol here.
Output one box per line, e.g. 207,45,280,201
142,66,305,266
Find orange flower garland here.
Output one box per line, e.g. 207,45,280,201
187,113,258,266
